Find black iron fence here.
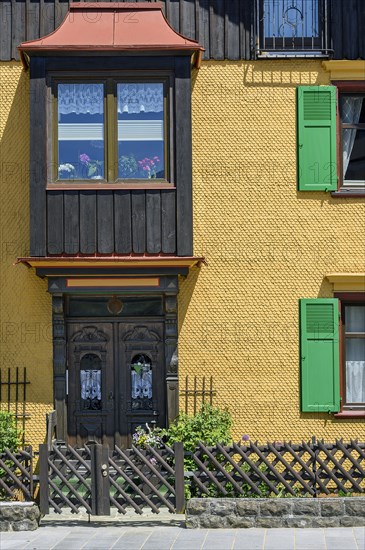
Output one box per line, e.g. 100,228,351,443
179,375,216,415
0,367,30,447
257,0,331,56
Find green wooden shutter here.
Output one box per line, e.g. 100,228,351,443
300,299,340,412
297,86,337,191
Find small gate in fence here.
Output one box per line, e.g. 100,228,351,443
38,442,185,515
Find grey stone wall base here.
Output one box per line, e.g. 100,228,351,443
0,502,40,531
186,497,365,529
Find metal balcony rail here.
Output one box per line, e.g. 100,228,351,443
257,0,331,57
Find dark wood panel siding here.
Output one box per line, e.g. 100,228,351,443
63,191,79,254
175,57,193,256
45,189,177,255
114,191,132,254
29,58,47,257
330,0,365,59
3,0,256,61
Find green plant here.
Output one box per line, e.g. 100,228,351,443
0,412,20,453
163,403,233,452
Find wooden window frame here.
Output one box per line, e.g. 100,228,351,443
332,80,365,197
335,292,365,417
47,71,174,190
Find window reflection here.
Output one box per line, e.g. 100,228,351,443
117,83,165,180
58,84,105,180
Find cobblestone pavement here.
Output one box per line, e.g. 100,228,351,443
0,517,363,550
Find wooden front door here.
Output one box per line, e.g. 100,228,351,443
67,321,165,447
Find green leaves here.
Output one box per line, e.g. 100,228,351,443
0,412,20,453
163,403,233,452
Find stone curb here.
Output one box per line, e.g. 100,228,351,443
186,497,365,528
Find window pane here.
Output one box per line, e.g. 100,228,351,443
264,0,319,39
345,306,365,333
68,296,163,317
341,95,365,184
345,338,365,403
117,83,165,180
131,354,153,410
58,84,105,180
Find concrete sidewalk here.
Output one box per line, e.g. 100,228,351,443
0,518,363,550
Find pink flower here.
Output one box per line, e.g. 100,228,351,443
79,153,90,164
153,156,160,162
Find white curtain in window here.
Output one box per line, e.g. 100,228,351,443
346,361,365,403
117,83,163,114
342,96,363,177
131,368,152,399
80,370,102,401
58,84,104,115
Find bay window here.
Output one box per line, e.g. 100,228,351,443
53,78,169,185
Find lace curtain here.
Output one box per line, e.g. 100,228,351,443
117,83,163,114
58,84,104,115
80,370,102,401
131,367,153,400
58,83,163,116
342,96,363,178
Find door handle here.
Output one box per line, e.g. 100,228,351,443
108,391,114,400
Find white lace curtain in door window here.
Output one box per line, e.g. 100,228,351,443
342,96,363,177
58,84,104,116
80,370,102,401
131,368,152,400
117,83,163,114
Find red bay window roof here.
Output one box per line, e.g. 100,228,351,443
18,2,203,68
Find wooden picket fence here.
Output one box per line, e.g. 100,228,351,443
186,439,365,498
38,442,184,515
0,447,33,501
1,439,365,511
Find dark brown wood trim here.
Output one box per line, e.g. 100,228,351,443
338,294,365,411
46,184,176,191
334,293,365,301
334,411,365,418
333,80,365,191
338,298,344,413
331,191,365,197
332,80,365,91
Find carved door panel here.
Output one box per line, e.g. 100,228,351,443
67,323,115,447
118,322,166,448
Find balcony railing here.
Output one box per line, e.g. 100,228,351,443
257,0,331,57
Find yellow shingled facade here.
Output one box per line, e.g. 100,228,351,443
0,63,53,447
0,60,364,446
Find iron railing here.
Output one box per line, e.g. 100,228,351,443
257,0,331,57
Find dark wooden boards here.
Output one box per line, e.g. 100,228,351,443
29,58,47,257
175,57,193,256
3,0,256,62
46,189,177,255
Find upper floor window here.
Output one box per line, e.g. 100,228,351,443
55,78,168,184
340,93,365,189
259,0,329,56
